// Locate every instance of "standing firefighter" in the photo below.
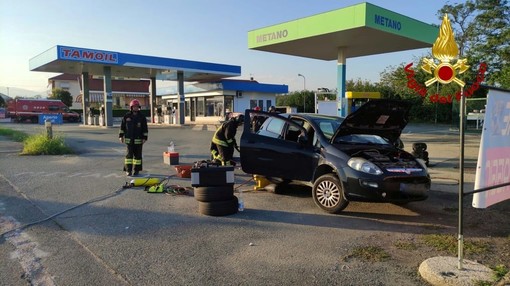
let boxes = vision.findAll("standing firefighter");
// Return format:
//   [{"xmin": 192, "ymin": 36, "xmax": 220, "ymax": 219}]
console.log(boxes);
[
  {"xmin": 119, "ymin": 99, "xmax": 148, "ymax": 176},
  {"xmin": 211, "ymin": 114, "xmax": 244, "ymax": 166}
]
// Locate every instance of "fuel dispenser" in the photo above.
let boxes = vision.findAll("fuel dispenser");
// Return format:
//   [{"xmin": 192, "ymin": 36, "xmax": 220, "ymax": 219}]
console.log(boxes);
[
  {"xmin": 87, "ymin": 107, "xmax": 95, "ymax": 125},
  {"xmin": 99, "ymin": 105, "xmax": 105, "ymax": 126},
  {"xmin": 346, "ymin": 92, "xmax": 381, "ymax": 115},
  {"xmin": 163, "ymin": 104, "xmax": 172, "ymax": 124},
  {"xmin": 155, "ymin": 106, "xmax": 162, "ymax": 123}
]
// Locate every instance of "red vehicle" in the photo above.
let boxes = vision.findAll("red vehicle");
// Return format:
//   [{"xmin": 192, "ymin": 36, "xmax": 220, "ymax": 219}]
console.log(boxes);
[{"xmin": 6, "ymin": 98, "xmax": 81, "ymax": 123}]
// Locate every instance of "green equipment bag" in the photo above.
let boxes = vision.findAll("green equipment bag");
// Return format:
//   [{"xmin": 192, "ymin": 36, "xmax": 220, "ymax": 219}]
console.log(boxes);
[{"xmin": 146, "ymin": 183, "xmax": 165, "ymax": 193}]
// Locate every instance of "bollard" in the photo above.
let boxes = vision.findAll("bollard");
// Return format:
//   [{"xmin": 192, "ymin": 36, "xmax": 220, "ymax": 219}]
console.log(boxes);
[{"xmin": 45, "ymin": 119, "xmax": 53, "ymax": 139}]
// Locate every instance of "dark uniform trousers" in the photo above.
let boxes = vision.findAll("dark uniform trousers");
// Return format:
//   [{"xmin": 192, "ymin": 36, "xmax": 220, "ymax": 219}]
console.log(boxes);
[{"xmin": 124, "ymin": 141, "xmax": 143, "ymax": 173}]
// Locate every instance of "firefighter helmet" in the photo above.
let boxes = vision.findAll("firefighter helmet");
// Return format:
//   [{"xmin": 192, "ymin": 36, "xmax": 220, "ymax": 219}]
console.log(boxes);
[
  {"xmin": 130, "ymin": 99, "xmax": 140, "ymax": 108},
  {"xmin": 254, "ymin": 106, "xmax": 261, "ymax": 111}
]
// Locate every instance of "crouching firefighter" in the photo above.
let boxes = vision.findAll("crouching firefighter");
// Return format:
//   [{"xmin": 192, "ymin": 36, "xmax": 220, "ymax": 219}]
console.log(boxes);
[
  {"xmin": 210, "ymin": 115, "xmax": 244, "ymax": 166},
  {"xmin": 119, "ymin": 99, "xmax": 148, "ymax": 176}
]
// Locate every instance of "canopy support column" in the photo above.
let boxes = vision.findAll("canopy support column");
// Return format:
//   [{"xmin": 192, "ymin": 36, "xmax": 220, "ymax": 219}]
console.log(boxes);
[
  {"xmin": 103, "ymin": 66, "xmax": 113, "ymax": 127},
  {"xmin": 81, "ymin": 72, "xmax": 90, "ymax": 125},
  {"xmin": 177, "ymin": 71, "xmax": 185, "ymax": 124},
  {"xmin": 150, "ymin": 77, "xmax": 157, "ymax": 123},
  {"xmin": 337, "ymin": 48, "xmax": 347, "ymax": 117}
]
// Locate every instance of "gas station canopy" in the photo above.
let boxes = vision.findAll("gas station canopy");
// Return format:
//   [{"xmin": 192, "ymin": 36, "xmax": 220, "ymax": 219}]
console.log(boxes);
[
  {"xmin": 248, "ymin": 2, "xmax": 438, "ymax": 117},
  {"xmin": 29, "ymin": 45, "xmax": 241, "ymax": 82},
  {"xmin": 29, "ymin": 45, "xmax": 242, "ymax": 126},
  {"xmin": 248, "ymin": 2, "xmax": 438, "ymax": 60}
]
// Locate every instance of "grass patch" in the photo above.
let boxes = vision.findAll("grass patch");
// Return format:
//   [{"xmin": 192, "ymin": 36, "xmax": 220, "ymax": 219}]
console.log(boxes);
[
  {"xmin": 394, "ymin": 240, "xmax": 418, "ymax": 251},
  {"xmin": 492, "ymin": 264, "xmax": 509, "ymax": 281},
  {"xmin": 0, "ymin": 126, "xmax": 73, "ymax": 155},
  {"xmin": 0, "ymin": 127, "xmax": 29, "ymax": 142},
  {"xmin": 421, "ymin": 234, "xmax": 491, "ymax": 255},
  {"xmin": 22, "ymin": 133, "xmax": 73, "ymax": 155},
  {"xmin": 475, "ymin": 265, "xmax": 509, "ymax": 286},
  {"xmin": 346, "ymin": 246, "xmax": 391, "ymax": 262}
]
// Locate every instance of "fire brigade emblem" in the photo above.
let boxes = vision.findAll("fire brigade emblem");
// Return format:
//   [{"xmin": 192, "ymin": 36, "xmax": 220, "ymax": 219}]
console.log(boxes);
[{"xmin": 421, "ymin": 14, "xmax": 469, "ymax": 87}]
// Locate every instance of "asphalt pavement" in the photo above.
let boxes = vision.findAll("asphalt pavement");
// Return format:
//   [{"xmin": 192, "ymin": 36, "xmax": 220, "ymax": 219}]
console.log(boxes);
[{"xmin": 0, "ymin": 121, "xmax": 504, "ymax": 286}]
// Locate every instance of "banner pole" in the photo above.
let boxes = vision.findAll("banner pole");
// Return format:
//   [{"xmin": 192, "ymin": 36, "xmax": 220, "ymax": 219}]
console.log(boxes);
[{"xmin": 458, "ymin": 86, "xmax": 465, "ymax": 270}]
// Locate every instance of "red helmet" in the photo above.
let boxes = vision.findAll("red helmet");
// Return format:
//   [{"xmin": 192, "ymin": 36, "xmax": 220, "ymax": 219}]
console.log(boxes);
[
  {"xmin": 130, "ymin": 99, "xmax": 140, "ymax": 108},
  {"xmin": 254, "ymin": 106, "xmax": 261, "ymax": 111}
]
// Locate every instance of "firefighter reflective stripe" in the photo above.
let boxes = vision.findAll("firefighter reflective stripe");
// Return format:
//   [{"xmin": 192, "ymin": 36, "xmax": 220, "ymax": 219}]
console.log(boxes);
[
  {"xmin": 211, "ymin": 149, "xmax": 221, "ymax": 161},
  {"xmin": 143, "ymin": 132, "xmax": 148, "ymax": 137},
  {"xmin": 125, "ymin": 158, "xmax": 133, "ymax": 164},
  {"xmin": 123, "ymin": 138, "xmax": 144, "ymax": 145},
  {"xmin": 212, "ymin": 137, "xmax": 229, "ymax": 147},
  {"xmin": 212, "ymin": 129, "xmax": 229, "ymax": 147},
  {"xmin": 133, "ymin": 158, "xmax": 142, "ymax": 166}
]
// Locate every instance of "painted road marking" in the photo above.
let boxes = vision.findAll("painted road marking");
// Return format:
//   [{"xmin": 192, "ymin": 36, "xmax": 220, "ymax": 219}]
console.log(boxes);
[{"xmin": 1, "ymin": 215, "xmax": 55, "ymax": 285}]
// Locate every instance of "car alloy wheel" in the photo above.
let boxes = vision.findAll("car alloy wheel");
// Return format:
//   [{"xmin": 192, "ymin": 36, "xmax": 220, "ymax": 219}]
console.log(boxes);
[{"xmin": 312, "ymin": 174, "xmax": 349, "ymax": 214}]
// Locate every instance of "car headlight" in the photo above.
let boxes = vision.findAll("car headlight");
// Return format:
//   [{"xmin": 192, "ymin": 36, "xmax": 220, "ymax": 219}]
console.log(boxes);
[{"xmin": 348, "ymin": 157, "xmax": 383, "ymax": 175}]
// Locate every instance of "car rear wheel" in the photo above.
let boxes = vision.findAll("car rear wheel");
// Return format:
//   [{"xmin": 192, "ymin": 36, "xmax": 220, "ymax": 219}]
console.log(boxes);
[{"xmin": 312, "ymin": 174, "xmax": 349, "ymax": 214}]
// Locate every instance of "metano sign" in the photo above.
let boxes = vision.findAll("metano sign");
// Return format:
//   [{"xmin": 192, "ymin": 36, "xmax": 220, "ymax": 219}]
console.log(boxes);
[{"xmin": 248, "ymin": 3, "xmax": 437, "ymax": 60}]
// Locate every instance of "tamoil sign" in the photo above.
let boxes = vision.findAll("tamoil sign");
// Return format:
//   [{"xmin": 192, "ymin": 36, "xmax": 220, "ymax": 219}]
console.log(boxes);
[
  {"xmin": 59, "ymin": 46, "xmax": 119, "ymax": 64},
  {"xmin": 405, "ymin": 14, "xmax": 486, "ymax": 103}
]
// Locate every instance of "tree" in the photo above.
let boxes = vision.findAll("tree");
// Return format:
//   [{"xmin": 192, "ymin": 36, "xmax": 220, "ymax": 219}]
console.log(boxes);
[
  {"xmin": 345, "ymin": 78, "xmax": 379, "ymax": 92},
  {"xmin": 0, "ymin": 96, "xmax": 5, "ymax": 108},
  {"xmin": 49, "ymin": 88, "xmax": 73, "ymax": 107}
]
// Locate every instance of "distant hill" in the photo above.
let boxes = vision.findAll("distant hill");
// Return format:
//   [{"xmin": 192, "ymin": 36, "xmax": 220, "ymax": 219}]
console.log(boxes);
[
  {"xmin": 0, "ymin": 93, "xmax": 11, "ymax": 101},
  {"xmin": 0, "ymin": 86, "xmax": 47, "ymax": 99}
]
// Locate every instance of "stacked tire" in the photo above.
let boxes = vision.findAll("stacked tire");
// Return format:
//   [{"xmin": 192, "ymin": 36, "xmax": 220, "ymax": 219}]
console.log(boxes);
[
  {"xmin": 412, "ymin": 142, "xmax": 429, "ymax": 166},
  {"xmin": 194, "ymin": 185, "xmax": 238, "ymax": 216}
]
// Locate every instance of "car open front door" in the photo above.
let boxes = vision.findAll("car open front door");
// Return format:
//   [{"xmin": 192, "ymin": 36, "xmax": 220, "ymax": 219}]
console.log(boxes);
[{"xmin": 240, "ymin": 110, "xmax": 316, "ymax": 181}]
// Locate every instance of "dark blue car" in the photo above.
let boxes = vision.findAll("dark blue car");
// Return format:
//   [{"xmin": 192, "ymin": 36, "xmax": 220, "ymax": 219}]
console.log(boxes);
[{"xmin": 240, "ymin": 99, "xmax": 430, "ymax": 214}]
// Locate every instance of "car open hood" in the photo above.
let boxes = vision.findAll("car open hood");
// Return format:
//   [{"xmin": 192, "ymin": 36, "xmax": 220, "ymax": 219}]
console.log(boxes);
[{"xmin": 332, "ymin": 99, "xmax": 411, "ymax": 144}]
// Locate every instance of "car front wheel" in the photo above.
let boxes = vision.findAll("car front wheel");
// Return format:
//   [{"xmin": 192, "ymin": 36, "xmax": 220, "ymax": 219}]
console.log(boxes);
[{"xmin": 312, "ymin": 174, "xmax": 349, "ymax": 214}]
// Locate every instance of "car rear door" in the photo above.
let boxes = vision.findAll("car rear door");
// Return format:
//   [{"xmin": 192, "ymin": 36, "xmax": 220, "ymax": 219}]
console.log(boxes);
[{"xmin": 240, "ymin": 110, "xmax": 316, "ymax": 181}]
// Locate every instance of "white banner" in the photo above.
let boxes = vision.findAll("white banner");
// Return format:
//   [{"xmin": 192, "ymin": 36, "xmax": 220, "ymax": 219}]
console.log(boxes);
[{"xmin": 472, "ymin": 89, "xmax": 510, "ymax": 208}]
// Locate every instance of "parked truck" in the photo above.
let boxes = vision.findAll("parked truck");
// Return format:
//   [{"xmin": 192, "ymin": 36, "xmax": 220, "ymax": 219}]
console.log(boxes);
[{"xmin": 6, "ymin": 98, "xmax": 81, "ymax": 123}]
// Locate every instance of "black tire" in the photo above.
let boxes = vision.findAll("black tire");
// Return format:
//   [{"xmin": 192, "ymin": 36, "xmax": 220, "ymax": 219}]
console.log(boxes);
[
  {"xmin": 198, "ymin": 196, "xmax": 238, "ymax": 216},
  {"xmin": 312, "ymin": 174, "xmax": 349, "ymax": 214},
  {"xmin": 194, "ymin": 185, "xmax": 234, "ymax": 202},
  {"xmin": 412, "ymin": 142, "xmax": 427, "ymax": 152},
  {"xmin": 272, "ymin": 180, "xmax": 291, "ymax": 194}
]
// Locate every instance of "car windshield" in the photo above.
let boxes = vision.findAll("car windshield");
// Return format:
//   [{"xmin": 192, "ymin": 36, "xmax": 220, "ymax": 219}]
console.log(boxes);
[
  {"xmin": 333, "ymin": 134, "xmax": 391, "ymax": 145},
  {"xmin": 310, "ymin": 117, "xmax": 343, "ymax": 140}
]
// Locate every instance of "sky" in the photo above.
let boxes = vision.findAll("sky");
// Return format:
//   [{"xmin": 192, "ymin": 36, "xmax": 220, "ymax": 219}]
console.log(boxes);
[{"xmin": 0, "ymin": 0, "xmax": 450, "ymax": 97}]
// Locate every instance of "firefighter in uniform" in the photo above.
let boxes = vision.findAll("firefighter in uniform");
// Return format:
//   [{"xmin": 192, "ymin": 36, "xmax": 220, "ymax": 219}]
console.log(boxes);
[
  {"xmin": 210, "ymin": 114, "xmax": 244, "ymax": 166},
  {"xmin": 119, "ymin": 99, "xmax": 148, "ymax": 176}
]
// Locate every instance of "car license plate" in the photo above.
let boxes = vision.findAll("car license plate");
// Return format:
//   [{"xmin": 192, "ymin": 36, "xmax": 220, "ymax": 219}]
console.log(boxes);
[{"xmin": 400, "ymin": 183, "xmax": 427, "ymax": 195}]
